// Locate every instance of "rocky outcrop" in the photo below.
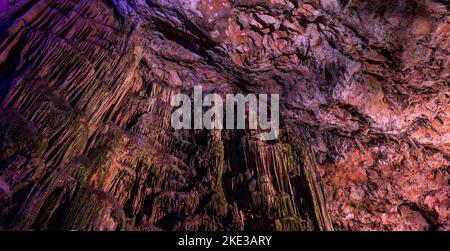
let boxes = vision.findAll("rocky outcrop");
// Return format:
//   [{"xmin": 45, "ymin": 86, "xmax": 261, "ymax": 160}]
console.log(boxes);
[{"xmin": 0, "ymin": 0, "xmax": 448, "ymax": 231}]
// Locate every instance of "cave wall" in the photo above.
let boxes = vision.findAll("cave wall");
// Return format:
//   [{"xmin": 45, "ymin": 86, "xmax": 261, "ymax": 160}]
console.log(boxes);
[{"xmin": 0, "ymin": 0, "xmax": 448, "ymax": 231}]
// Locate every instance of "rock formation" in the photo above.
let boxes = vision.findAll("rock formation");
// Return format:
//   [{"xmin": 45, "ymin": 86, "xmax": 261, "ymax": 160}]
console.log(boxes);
[{"xmin": 0, "ymin": 0, "xmax": 448, "ymax": 231}]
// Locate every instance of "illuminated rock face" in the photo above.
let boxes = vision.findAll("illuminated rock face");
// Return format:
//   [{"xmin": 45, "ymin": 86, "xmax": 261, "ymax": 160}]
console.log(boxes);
[{"xmin": 0, "ymin": 0, "xmax": 448, "ymax": 231}]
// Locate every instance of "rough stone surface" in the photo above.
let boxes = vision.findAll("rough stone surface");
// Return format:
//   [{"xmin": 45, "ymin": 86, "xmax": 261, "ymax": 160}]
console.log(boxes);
[{"xmin": 0, "ymin": 0, "xmax": 448, "ymax": 231}]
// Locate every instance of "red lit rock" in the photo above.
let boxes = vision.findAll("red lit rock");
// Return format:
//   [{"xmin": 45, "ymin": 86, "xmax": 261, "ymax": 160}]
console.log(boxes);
[{"xmin": 0, "ymin": 0, "xmax": 448, "ymax": 231}]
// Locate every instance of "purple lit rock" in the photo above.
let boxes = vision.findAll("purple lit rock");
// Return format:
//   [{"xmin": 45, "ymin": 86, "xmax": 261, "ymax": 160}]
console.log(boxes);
[{"xmin": 0, "ymin": 0, "xmax": 448, "ymax": 231}]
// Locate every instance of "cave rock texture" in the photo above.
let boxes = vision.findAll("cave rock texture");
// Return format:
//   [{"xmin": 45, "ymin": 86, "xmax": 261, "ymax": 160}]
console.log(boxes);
[{"xmin": 0, "ymin": 0, "xmax": 449, "ymax": 231}]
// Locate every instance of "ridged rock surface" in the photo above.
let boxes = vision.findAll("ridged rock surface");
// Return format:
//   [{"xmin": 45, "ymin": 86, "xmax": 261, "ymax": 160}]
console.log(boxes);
[{"xmin": 0, "ymin": 0, "xmax": 448, "ymax": 231}]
